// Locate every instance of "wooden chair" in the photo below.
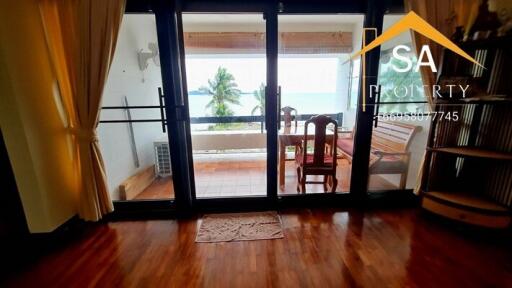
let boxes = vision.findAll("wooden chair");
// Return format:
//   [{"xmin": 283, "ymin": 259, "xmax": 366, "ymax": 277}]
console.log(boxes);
[
  {"xmin": 295, "ymin": 115, "xmax": 338, "ymax": 193},
  {"xmin": 336, "ymin": 121, "xmax": 420, "ymax": 190},
  {"xmin": 281, "ymin": 106, "xmax": 297, "ymax": 128},
  {"xmin": 281, "ymin": 106, "xmax": 299, "ymax": 161}
]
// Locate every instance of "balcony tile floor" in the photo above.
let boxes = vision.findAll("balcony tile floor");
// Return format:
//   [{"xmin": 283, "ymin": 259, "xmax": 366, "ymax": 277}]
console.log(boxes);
[{"xmin": 134, "ymin": 153, "xmax": 396, "ymax": 200}]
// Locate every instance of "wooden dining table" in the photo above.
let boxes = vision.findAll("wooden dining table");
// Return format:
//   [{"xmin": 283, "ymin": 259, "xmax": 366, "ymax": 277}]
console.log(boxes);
[{"xmin": 278, "ymin": 125, "xmax": 334, "ymax": 190}]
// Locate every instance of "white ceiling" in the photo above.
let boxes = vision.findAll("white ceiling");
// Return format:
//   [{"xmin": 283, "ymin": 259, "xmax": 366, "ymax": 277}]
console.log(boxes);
[{"xmin": 123, "ymin": 13, "xmax": 411, "ymax": 52}]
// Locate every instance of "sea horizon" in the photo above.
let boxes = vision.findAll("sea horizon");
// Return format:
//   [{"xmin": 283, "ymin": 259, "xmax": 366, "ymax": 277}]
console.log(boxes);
[{"xmin": 187, "ymin": 91, "xmax": 342, "ymax": 117}]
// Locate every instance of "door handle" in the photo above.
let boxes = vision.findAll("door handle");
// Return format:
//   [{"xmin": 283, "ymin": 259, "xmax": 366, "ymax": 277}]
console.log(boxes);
[
  {"xmin": 373, "ymin": 84, "xmax": 381, "ymax": 128},
  {"xmin": 158, "ymin": 87, "xmax": 166, "ymax": 133},
  {"xmin": 277, "ymin": 85, "xmax": 282, "ymax": 130}
]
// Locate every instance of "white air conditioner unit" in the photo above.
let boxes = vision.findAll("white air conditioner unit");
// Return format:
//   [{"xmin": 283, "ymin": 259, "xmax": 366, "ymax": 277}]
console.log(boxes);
[{"xmin": 154, "ymin": 141, "xmax": 172, "ymax": 177}]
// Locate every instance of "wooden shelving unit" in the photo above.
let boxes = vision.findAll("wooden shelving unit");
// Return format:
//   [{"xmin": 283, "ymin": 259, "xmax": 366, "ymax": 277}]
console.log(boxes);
[
  {"xmin": 420, "ymin": 38, "xmax": 512, "ymax": 228},
  {"xmin": 422, "ymin": 143, "xmax": 512, "ymax": 228},
  {"xmin": 429, "ymin": 147, "xmax": 512, "ymax": 161},
  {"xmin": 434, "ymin": 96, "xmax": 512, "ymax": 104},
  {"xmin": 424, "ymin": 191, "xmax": 508, "ymax": 212},
  {"xmin": 422, "ymin": 191, "xmax": 511, "ymax": 229}
]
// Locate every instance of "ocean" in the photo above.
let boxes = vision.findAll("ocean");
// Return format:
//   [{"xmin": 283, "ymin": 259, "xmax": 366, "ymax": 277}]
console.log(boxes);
[{"xmin": 187, "ymin": 92, "xmax": 342, "ymax": 117}]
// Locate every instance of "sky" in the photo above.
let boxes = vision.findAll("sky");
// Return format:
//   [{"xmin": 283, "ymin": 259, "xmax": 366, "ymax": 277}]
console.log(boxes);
[{"xmin": 185, "ymin": 56, "xmax": 342, "ymax": 94}]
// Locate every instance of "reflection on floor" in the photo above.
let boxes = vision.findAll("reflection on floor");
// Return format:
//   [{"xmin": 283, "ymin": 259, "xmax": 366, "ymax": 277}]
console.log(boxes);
[
  {"xmin": 134, "ymin": 177, "xmax": 174, "ymax": 200},
  {"xmin": 7, "ymin": 208, "xmax": 511, "ymax": 287},
  {"xmin": 134, "ymin": 153, "xmax": 397, "ymax": 200}
]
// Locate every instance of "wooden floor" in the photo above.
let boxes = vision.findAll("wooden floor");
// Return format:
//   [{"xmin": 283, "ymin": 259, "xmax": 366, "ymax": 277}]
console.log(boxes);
[
  {"xmin": 4, "ymin": 208, "xmax": 511, "ymax": 287},
  {"xmin": 135, "ymin": 154, "xmax": 396, "ymax": 200}
]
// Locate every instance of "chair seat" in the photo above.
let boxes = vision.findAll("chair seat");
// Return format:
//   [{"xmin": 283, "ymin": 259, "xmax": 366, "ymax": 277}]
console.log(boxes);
[
  {"xmin": 370, "ymin": 157, "xmax": 407, "ymax": 173},
  {"xmin": 296, "ymin": 153, "xmax": 334, "ymax": 166}
]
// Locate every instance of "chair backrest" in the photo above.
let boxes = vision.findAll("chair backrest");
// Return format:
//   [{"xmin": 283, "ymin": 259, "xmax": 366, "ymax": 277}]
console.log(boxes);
[
  {"xmin": 281, "ymin": 106, "xmax": 297, "ymax": 128},
  {"xmin": 303, "ymin": 115, "xmax": 338, "ymax": 167},
  {"xmin": 371, "ymin": 121, "xmax": 420, "ymax": 152}
]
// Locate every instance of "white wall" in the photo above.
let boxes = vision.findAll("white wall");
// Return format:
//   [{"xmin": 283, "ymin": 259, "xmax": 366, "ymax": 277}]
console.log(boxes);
[
  {"xmin": 98, "ymin": 15, "xmax": 167, "ymax": 200},
  {"xmin": 192, "ymin": 132, "xmax": 266, "ymax": 151},
  {"xmin": 403, "ymin": 119, "xmax": 430, "ymax": 188}
]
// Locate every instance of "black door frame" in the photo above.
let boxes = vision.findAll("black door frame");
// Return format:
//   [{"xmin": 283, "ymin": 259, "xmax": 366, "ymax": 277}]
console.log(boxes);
[
  {"xmin": 176, "ymin": 0, "xmax": 389, "ymax": 207},
  {"xmin": 153, "ymin": 0, "xmax": 195, "ymax": 213},
  {"xmin": 350, "ymin": 0, "xmax": 385, "ymax": 199},
  {"xmin": 176, "ymin": 1, "xmax": 280, "ymax": 211},
  {"xmin": 113, "ymin": 0, "xmax": 404, "ymax": 217}
]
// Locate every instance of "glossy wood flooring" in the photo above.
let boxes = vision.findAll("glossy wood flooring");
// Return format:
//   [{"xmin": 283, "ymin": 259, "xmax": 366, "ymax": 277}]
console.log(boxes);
[{"xmin": 4, "ymin": 208, "xmax": 512, "ymax": 288}]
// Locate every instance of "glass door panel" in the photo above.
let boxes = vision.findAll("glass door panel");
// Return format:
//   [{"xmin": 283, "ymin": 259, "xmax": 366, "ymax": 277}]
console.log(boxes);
[
  {"xmin": 277, "ymin": 14, "xmax": 364, "ymax": 195},
  {"xmin": 367, "ymin": 14, "xmax": 431, "ymax": 192},
  {"xmin": 98, "ymin": 14, "xmax": 174, "ymax": 201},
  {"xmin": 182, "ymin": 13, "xmax": 267, "ymax": 198}
]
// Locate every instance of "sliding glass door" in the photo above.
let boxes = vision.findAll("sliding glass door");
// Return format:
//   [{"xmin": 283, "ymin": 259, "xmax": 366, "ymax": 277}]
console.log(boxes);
[
  {"xmin": 107, "ymin": 0, "xmax": 404, "ymax": 214},
  {"xmin": 181, "ymin": 13, "xmax": 270, "ymax": 199},
  {"xmin": 365, "ymin": 14, "xmax": 431, "ymax": 193},
  {"xmin": 277, "ymin": 14, "xmax": 365, "ymax": 195},
  {"xmin": 177, "ymin": 8, "xmax": 389, "ymax": 203}
]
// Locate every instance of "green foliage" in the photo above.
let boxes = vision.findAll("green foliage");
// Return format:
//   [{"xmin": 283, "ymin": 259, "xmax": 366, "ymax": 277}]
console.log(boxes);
[
  {"xmin": 378, "ymin": 57, "xmax": 425, "ymax": 113},
  {"xmin": 207, "ymin": 122, "xmax": 262, "ymax": 131},
  {"xmin": 199, "ymin": 67, "xmax": 241, "ymax": 117},
  {"xmin": 251, "ymin": 83, "xmax": 265, "ymax": 116}
]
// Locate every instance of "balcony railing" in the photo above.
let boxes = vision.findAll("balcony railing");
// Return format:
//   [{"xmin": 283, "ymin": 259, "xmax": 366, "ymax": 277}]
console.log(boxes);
[{"xmin": 100, "ymin": 106, "xmax": 343, "ymax": 133}]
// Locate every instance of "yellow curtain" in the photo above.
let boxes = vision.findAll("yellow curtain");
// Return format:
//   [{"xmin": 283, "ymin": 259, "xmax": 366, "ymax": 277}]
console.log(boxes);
[
  {"xmin": 405, "ymin": 0, "xmax": 477, "ymax": 104},
  {"xmin": 404, "ymin": 0, "xmax": 479, "ymax": 194},
  {"xmin": 39, "ymin": 0, "xmax": 125, "ymax": 221}
]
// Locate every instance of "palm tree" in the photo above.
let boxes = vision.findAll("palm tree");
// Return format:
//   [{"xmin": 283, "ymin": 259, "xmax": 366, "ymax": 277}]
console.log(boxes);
[
  {"xmin": 251, "ymin": 83, "xmax": 265, "ymax": 116},
  {"xmin": 199, "ymin": 67, "xmax": 241, "ymax": 117}
]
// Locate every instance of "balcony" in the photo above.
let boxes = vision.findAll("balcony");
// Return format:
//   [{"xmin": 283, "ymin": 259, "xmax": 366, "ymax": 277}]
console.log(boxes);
[
  {"xmin": 98, "ymin": 13, "xmax": 429, "ymax": 202},
  {"xmin": 101, "ymin": 115, "xmax": 397, "ymax": 200}
]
